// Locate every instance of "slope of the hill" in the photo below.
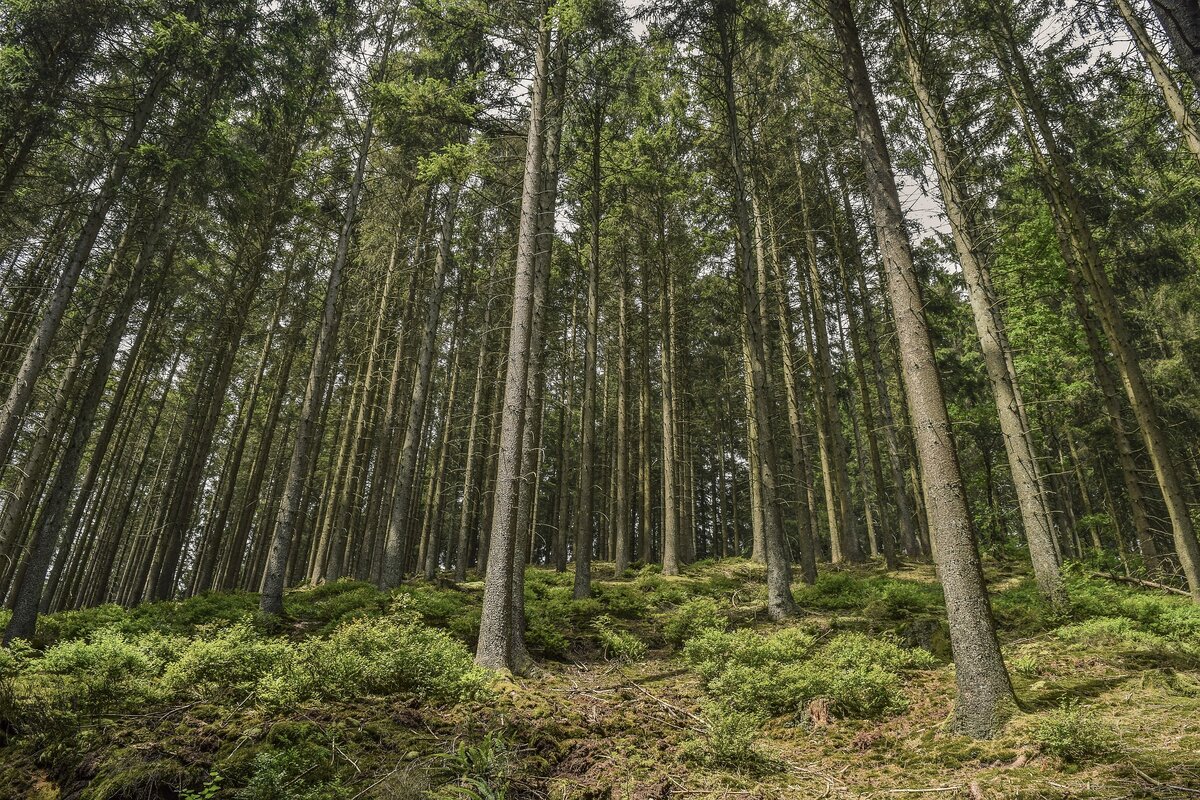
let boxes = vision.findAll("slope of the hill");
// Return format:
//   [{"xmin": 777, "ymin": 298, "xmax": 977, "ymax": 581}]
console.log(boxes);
[{"xmin": 1, "ymin": 559, "xmax": 1199, "ymax": 799}]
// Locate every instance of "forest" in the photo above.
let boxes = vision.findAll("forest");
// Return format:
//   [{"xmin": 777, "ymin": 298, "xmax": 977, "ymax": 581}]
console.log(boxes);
[{"xmin": 1, "ymin": 0, "xmax": 1200, "ymax": 795}]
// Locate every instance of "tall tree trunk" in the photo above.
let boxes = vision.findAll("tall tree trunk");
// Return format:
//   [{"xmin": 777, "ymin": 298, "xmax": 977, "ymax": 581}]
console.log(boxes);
[
  {"xmin": 658, "ymin": 205, "xmax": 680, "ymax": 577},
  {"xmin": 382, "ymin": 185, "xmax": 460, "ymax": 589},
  {"xmin": 831, "ymin": 0, "xmax": 1014, "ymax": 736},
  {"xmin": 638, "ymin": 255, "xmax": 654, "ymax": 565},
  {"xmin": 455, "ymin": 268, "xmax": 498, "ymax": 581},
  {"xmin": 614, "ymin": 245, "xmax": 631, "ymax": 576},
  {"xmin": 259, "ymin": 96, "xmax": 378, "ymax": 614},
  {"xmin": 894, "ymin": 0, "xmax": 1065, "ymax": 607},
  {"xmin": 765, "ymin": 214, "xmax": 817, "ymax": 582},
  {"xmin": 715, "ymin": 0, "xmax": 795, "ymax": 620},
  {"xmin": 574, "ymin": 108, "xmax": 603, "ymax": 600},
  {"xmin": 475, "ymin": 11, "xmax": 551, "ymax": 672},
  {"xmin": 798, "ymin": 175, "xmax": 860, "ymax": 563}
]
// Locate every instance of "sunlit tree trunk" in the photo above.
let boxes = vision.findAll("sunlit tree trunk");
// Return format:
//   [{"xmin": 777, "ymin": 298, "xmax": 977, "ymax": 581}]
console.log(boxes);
[
  {"xmin": 894, "ymin": 0, "xmax": 1064, "ymax": 607},
  {"xmin": 476, "ymin": 9, "xmax": 552, "ymax": 672},
  {"xmin": 831, "ymin": 0, "xmax": 1014, "ymax": 736}
]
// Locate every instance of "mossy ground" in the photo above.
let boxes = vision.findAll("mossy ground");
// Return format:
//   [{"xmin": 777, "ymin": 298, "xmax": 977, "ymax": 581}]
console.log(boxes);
[{"xmin": 1, "ymin": 558, "xmax": 1198, "ymax": 799}]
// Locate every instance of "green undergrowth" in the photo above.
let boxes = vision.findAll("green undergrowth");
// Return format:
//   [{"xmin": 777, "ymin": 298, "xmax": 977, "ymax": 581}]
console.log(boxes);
[{"xmin": 1, "ymin": 558, "xmax": 1199, "ymax": 798}]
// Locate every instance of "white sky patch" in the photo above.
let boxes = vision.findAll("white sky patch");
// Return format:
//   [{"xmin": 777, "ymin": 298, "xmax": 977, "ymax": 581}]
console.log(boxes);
[{"xmin": 897, "ymin": 164, "xmax": 951, "ymax": 239}]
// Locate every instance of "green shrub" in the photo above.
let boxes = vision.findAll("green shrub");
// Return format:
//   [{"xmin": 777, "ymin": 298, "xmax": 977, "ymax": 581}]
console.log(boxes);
[
  {"xmin": 682, "ymin": 627, "xmax": 816, "ymax": 682},
  {"xmin": 129, "ymin": 592, "xmax": 261, "ymax": 637},
  {"xmin": 396, "ymin": 584, "xmax": 476, "ymax": 630},
  {"xmin": 663, "ymin": 598, "xmax": 727, "ymax": 646},
  {"xmin": 0, "ymin": 637, "xmax": 33, "ymax": 680},
  {"xmin": 1056, "ymin": 616, "xmax": 1145, "ymax": 647},
  {"xmin": 36, "ymin": 604, "xmax": 129, "ymax": 643},
  {"xmin": 681, "ymin": 702, "xmax": 773, "ymax": 773},
  {"xmin": 631, "ymin": 570, "xmax": 689, "ymax": 605},
  {"xmin": 433, "ymin": 732, "xmax": 512, "ymax": 799},
  {"xmin": 523, "ymin": 607, "xmax": 570, "ymax": 658},
  {"xmin": 592, "ymin": 615, "xmax": 647, "ymax": 662},
  {"xmin": 594, "ymin": 583, "xmax": 650, "ymax": 618},
  {"xmin": 306, "ymin": 612, "xmax": 488, "ymax": 702},
  {"xmin": 164, "ymin": 623, "xmax": 292, "ymax": 699},
  {"xmin": 684, "ymin": 628, "xmax": 931, "ymax": 720},
  {"xmin": 1054, "ymin": 615, "xmax": 1195, "ymax": 664},
  {"xmin": 863, "ymin": 581, "xmax": 941, "ymax": 619},
  {"xmin": 1010, "ymin": 653, "xmax": 1042, "ymax": 677},
  {"xmin": 818, "ymin": 632, "xmax": 937, "ymax": 671},
  {"xmin": 286, "ymin": 580, "xmax": 385, "ymax": 631},
  {"xmin": 791, "ymin": 573, "xmax": 942, "ymax": 619},
  {"xmin": 39, "ymin": 629, "xmax": 167, "ymax": 709},
  {"xmin": 1063, "ymin": 572, "xmax": 1200, "ymax": 642},
  {"xmin": 793, "ymin": 572, "xmax": 872, "ymax": 611},
  {"xmin": 991, "ymin": 579, "xmax": 1058, "ymax": 634},
  {"xmin": 1033, "ymin": 700, "xmax": 1120, "ymax": 763}
]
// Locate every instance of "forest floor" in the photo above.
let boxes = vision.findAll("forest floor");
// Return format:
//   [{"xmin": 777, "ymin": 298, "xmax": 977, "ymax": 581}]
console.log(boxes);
[{"xmin": 2, "ymin": 557, "xmax": 1199, "ymax": 799}]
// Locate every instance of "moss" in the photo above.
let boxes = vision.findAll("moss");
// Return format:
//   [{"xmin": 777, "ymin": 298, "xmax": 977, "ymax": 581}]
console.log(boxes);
[{"xmin": 80, "ymin": 748, "xmax": 194, "ymax": 800}]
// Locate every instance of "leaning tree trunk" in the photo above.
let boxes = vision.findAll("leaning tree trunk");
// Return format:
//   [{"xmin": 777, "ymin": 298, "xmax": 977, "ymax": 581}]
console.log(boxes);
[
  {"xmin": 2, "ymin": 207, "xmax": 170, "ymax": 642},
  {"xmin": 1114, "ymin": 0, "xmax": 1200, "ymax": 166},
  {"xmin": 893, "ymin": 0, "xmax": 1065, "ymax": 608},
  {"xmin": 993, "ymin": 1, "xmax": 1200, "ymax": 600},
  {"xmin": 0, "ymin": 55, "xmax": 176, "ymax": 469},
  {"xmin": 259, "ymin": 97, "xmax": 378, "ymax": 615},
  {"xmin": 831, "ymin": 0, "xmax": 1015, "ymax": 737}
]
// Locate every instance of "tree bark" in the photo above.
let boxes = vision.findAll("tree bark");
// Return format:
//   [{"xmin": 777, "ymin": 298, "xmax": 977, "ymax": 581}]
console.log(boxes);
[
  {"xmin": 831, "ymin": 0, "xmax": 1015, "ymax": 736},
  {"xmin": 476, "ymin": 10, "xmax": 551, "ymax": 672},
  {"xmin": 893, "ymin": 0, "xmax": 1065, "ymax": 607}
]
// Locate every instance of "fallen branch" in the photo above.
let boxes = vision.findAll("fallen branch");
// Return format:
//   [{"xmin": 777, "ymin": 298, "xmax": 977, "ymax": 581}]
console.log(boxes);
[
  {"xmin": 1132, "ymin": 765, "xmax": 1200, "ymax": 796},
  {"xmin": 627, "ymin": 683, "xmax": 704, "ymax": 724},
  {"xmin": 1092, "ymin": 572, "xmax": 1189, "ymax": 597},
  {"xmin": 882, "ymin": 787, "xmax": 961, "ymax": 794}
]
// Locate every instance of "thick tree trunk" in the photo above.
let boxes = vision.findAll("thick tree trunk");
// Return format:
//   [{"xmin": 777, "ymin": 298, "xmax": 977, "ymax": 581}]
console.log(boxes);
[
  {"xmin": 1149, "ymin": 0, "xmax": 1200, "ymax": 90},
  {"xmin": 476, "ymin": 12, "xmax": 551, "ymax": 672},
  {"xmin": 831, "ymin": 0, "xmax": 1014, "ymax": 737}
]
